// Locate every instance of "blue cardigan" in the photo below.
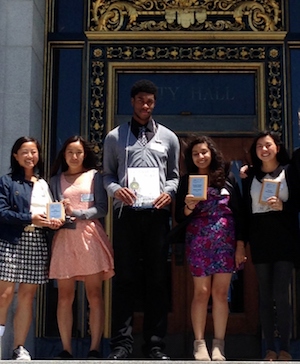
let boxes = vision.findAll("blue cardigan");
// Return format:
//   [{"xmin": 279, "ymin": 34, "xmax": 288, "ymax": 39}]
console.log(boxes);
[
  {"xmin": 0, "ymin": 173, "xmax": 33, "ymax": 244},
  {"xmin": 49, "ymin": 170, "xmax": 108, "ymax": 220}
]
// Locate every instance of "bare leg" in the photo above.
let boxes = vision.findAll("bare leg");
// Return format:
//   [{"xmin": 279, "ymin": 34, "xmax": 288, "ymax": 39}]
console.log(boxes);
[
  {"xmin": 13, "ymin": 283, "xmax": 38, "ymax": 347},
  {"xmin": 211, "ymin": 273, "xmax": 232, "ymax": 340},
  {"xmin": 85, "ymin": 272, "xmax": 104, "ymax": 352},
  {"xmin": 191, "ymin": 276, "xmax": 211, "ymax": 340},
  {"xmin": 211, "ymin": 273, "xmax": 232, "ymax": 361},
  {"xmin": 57, "ymin": 279, "xmax": 75, "ymax": 354},
  {"xmin": 192, "ymin": 276, "xmax": 212, "ymax": 361},
  {"xmin": 0, "ymin": 281, "xmax": 15, "ymax": 326}
]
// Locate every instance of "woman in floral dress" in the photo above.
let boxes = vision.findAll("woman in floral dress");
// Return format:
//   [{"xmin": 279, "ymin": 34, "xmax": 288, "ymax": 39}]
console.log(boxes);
[{"xmin": 175, "ymin": 136, "xmax": 246, "ymax": 361}]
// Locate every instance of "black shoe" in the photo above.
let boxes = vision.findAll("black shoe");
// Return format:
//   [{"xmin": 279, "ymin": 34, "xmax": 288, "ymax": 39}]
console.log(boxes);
[
  {"xmin": 87, "ymin": 349, "xmax": 101, "ymax": 359},
  {"xmin": 54, "ymin": 350, "xmax": 73, "ymax": 359},
  {"xmin": 107, "ymin": 347, "xmax": 129, "ymax": 359},
  {"xmin": 148, "ymin": 347, "xmax": 170, "ymax": 360}
]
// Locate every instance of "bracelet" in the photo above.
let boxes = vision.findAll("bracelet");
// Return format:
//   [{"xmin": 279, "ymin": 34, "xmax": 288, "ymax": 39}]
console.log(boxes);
[{"xmin": 186, "ymin": 205, "xmax": 194, "ymax": 211}]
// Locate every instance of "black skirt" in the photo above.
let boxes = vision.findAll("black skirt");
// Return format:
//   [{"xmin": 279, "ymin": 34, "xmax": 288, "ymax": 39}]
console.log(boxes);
[
  {"xmin": 0, "ymin": 229, "xmax": 48, "ymax": 284},
  {"xmin": 249, "ymin": 211, "xmax": 299, "ymax": 265}
]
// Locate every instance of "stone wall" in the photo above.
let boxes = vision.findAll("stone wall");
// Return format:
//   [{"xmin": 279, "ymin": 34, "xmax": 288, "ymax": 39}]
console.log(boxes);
[
  {"xmin": 0, "ymin": 0, "xmax": 45, "ymax": 176},
  {"xmin": 0, "ymin": 0, "xmax": 45, "ymax": 359}
]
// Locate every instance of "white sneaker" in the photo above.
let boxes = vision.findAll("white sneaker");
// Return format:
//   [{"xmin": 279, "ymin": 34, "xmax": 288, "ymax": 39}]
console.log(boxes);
[{"xmin": 12, "ymin": 346, "xmax": 31, "ymax": 360}]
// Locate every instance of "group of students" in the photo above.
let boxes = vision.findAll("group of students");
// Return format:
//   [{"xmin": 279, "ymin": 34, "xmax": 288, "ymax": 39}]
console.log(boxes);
[{"xmin": 0, "ymin": 79, "xmax": 299, "ymax": 361}]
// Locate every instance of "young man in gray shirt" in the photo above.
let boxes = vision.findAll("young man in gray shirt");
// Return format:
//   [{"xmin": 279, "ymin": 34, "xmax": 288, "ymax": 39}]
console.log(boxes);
[{"xmin": 103, "ymin": 79, "xmax": 180, "ymax": 359}]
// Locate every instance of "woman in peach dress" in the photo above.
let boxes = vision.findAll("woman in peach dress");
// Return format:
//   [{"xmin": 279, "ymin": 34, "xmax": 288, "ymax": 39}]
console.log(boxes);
[{"xmin": 49, "ymin": 136, "xmax": 114, "ymax": 359}]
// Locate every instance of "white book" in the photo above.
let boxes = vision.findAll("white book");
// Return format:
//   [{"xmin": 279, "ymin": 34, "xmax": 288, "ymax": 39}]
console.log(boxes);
[{"xmin": 128, "ymin": 167, "xmax": 160, "ymax": 208}]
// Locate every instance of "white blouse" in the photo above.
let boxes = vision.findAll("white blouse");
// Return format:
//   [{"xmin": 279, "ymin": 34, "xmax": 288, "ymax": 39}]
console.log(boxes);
[
  {"xmin": 250, "ymin": 169, "xmax": 288, "ymax": 214},
  {"xmin": 30, "ymin": 179, "xmax": 53, "ymax": 216}
]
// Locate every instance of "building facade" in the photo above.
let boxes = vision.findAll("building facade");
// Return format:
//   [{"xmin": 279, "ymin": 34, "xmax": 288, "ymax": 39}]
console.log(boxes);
[{"xmin": 0, "ymin": 0, "xmax": 300, "ymax": 359}]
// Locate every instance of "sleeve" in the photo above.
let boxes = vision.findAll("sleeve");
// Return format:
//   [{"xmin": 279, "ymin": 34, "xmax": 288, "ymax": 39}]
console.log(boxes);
[
  {"xmin": 174, "ymin": 175, "xmax": 189, "ymax": 223},
  {"xmin": 164, "ymin": 134, "xmax": 180, "ymax": 198},
  {"xmin": 103, "ymin": 132, "xmax": 123, "ymax": 197},
  {"xmin": 0, "ymin": 175, "xmax": 32, "ymax": 225},
  {"xmin": 291, "ymin": 148, "xmax": 300, "ymax": 182},
  {"xmin": 241, "ymin": 172, "xmax": 253, "ymax": 243},
  {"xmin": 49, "ymin": 175, "xmax": 63, "ymax": 201},
  {"xmin": 282, "ymin": 164, "xmax": 300, "ymax": 213},
  {"xmin": 227, "ymin": 172, "xmax": 246, "ymax": 243},
  {"xmin": 71, "ymin": 171, "xmax": 108, "ymax": 220}
]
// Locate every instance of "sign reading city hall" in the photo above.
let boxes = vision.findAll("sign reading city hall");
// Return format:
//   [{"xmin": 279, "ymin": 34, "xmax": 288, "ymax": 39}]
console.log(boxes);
[{"xmin": 115, "ymin": 72, "xmax": 257, "ymax": 134}]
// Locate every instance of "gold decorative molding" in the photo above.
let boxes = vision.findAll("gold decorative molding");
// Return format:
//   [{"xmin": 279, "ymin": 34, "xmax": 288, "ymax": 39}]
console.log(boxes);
[
  {"xmin": 90, "ymin": 59, "xmax": 105, "ymax": 167},
  {"xmin": 104, "ymin": 44, "xmax": 266, "ymax": 61},
  {"xmin": 267, "ymin": 47, "xmax": 282, "ymax": 132},
  {"xmin": 85, "ymin": 30, "xmax": 287, "ymax": 42},
  {"xmin": 89, "ymin": 0, "xmax": 283, "ymax": 32},
  {"xmin": 288, "ymin": 41, "xmax": 300, "ymax": 49}
]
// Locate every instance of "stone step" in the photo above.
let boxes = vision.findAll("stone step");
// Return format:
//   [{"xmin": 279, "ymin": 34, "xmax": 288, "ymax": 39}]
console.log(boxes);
[
  {"xmin": 4, "ymin": 335, "xmax": 300, "ymax": 361},
  {"xmin": 0, "ymin": 361, "xmax": 297, "ymax": 363}
]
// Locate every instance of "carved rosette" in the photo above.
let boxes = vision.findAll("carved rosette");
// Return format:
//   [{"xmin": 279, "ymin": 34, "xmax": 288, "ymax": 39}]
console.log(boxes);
[{"xmin": 90, "ymin": 0, "xmax": 282, "ymax": 32}]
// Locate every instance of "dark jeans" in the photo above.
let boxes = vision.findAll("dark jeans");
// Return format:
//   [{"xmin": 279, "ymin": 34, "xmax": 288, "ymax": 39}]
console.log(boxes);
[
  {"xmin": 255, "ymin": 261, "xmax": 293, "ymax": 352},
  {"xmin": 110, "ymin": 207, "xmax": 170, "ymax": 353}
]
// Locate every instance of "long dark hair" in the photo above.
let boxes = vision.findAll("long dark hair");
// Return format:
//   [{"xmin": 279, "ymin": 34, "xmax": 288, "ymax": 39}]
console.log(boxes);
[
  {"xmin": 184, "ymin": 135, "xmax": 225, "ymax": 189},
  {"xmin": 249, "ymin": 130, "xmax": 290, "ymax": 173},
  {"xmin": 10, "ymin": 136, "xmax": 44, "ymax": 177},
  {"xmin": 51, "ymin": 136, "xmax": 98, "ymax": 176}
]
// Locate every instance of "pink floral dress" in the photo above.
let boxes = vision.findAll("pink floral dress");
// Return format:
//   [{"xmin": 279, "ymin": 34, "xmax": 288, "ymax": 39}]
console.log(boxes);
[{"xmin": 49, "ymin": 170, "xmax": 114, "ymax": 281}]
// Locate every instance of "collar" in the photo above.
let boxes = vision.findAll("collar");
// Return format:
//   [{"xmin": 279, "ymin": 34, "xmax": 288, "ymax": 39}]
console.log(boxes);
[
  {"xmin": 11, "ymin": 168, "xmax": 40, "ymax": 183},
  {"xmin": 130, "ymin": 118, "xmax": 156, "ymax": 139},
  {"xmin": 131, "ymin": 117, "xmax": 154, "ymax": 132},
  {"xmin": 256, "ymin": 164, "xmax": 284, "ymax": 182}
]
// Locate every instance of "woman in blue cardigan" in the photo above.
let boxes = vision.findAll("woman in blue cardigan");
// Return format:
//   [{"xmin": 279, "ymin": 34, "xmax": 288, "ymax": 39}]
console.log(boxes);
[{"xmin": 0, "ymin": 136, "xmax": 62, "ymax": 360}]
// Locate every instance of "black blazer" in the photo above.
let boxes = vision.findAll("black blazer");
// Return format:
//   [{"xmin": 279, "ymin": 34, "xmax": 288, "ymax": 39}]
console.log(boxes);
[
  {"xmin": 242, "ymin": 164, "xmax": 300, "ymax": 264},
  {"xmin": 242, "ymin": 164, "xmax": 300, "ymax": 239}
]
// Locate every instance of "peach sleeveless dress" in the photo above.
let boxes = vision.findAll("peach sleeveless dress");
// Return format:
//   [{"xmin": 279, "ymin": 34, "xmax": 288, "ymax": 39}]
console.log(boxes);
[{"xmin": 49, "ymin": 170, "xmax": 114, "ymax": 281}]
